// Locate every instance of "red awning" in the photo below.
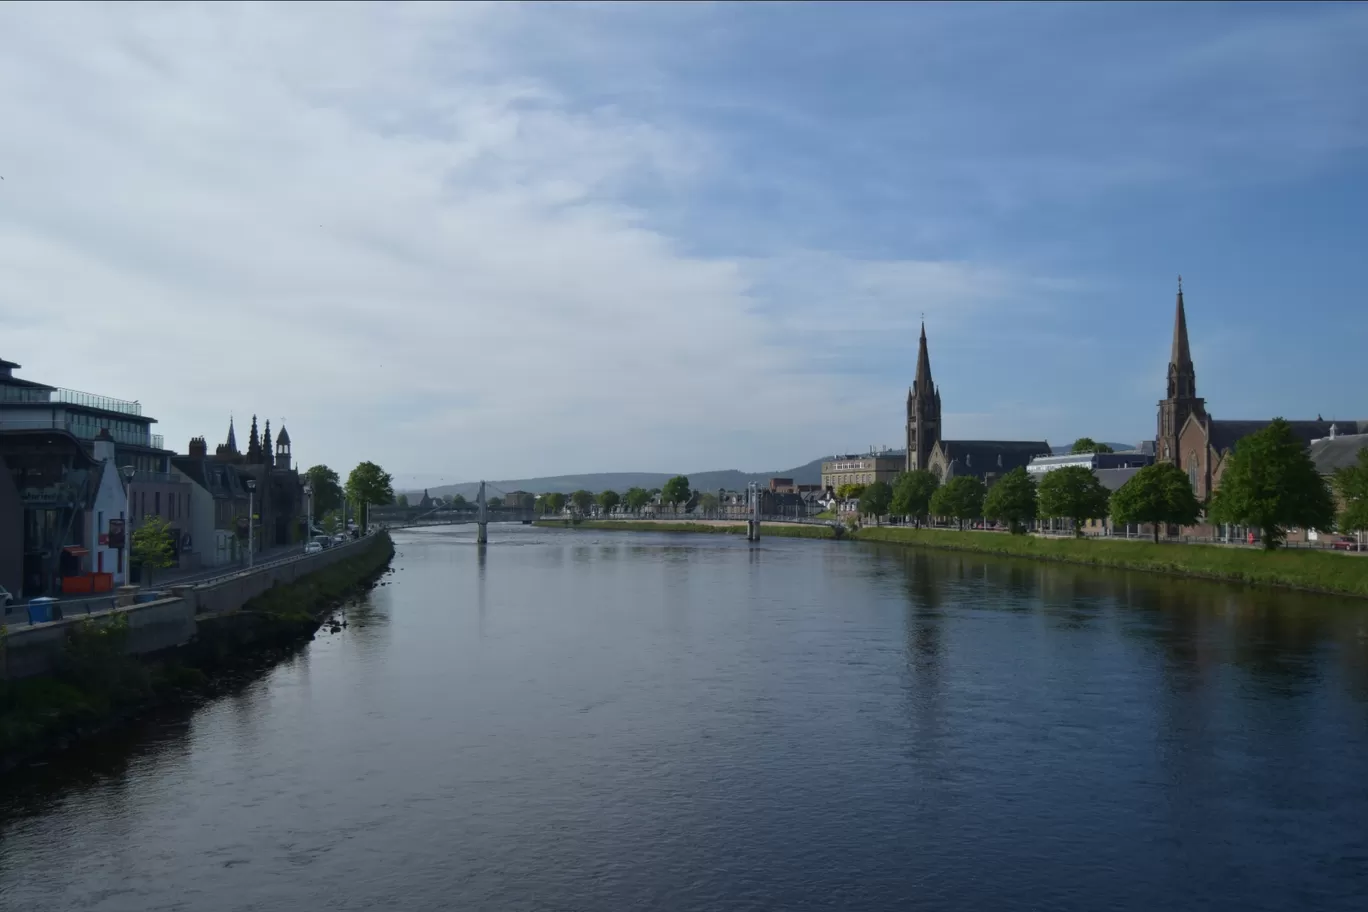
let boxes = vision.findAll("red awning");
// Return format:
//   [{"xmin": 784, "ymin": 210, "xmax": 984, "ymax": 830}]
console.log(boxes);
[{"xmin": 63, "ymin": 546, "xmax": 90, "ymax": 556}]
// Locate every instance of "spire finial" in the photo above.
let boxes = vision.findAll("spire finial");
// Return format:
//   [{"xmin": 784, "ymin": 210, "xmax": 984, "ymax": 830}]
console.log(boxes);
[{"xmin": 1178, "ymin": 274, "xmax": 1182, "ymax": 293}]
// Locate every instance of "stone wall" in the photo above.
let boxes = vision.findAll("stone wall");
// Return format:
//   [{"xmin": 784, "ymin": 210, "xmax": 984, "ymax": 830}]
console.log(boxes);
[{"xmin": 2, "ymin": 534, "xmax": 389, "ymax": 680}]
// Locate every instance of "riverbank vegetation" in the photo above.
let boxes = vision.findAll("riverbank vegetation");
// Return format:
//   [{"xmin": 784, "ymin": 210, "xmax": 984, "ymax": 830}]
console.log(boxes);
[
  {"xmin": 0, "ymin": 533, "xmax": 395, "ymax": 770},
  {"xmin": 852, "ymin": 527, "xmax": 1368, "ymax": 597}
]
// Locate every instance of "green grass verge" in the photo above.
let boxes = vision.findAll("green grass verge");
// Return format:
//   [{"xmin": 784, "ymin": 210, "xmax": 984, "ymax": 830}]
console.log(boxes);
[
  {"xmin": 852, "ymin": 527, "xmax": 1368, "ymax": 598},
  {"xmin": 533, "ymin": 519, "xmax": 839, "ymax": 539}
]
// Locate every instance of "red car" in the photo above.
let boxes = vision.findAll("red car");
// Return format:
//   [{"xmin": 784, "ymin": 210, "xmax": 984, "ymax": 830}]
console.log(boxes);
[{"xmin": 1330, "ymin": 537, "xmax": 1363, "ymax": 552}]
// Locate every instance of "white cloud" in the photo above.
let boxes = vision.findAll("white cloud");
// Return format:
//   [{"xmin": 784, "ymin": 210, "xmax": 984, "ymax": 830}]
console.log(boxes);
[{"xmin": 0, "ymin": 2, "xmax": 1056, "ymax": 481}]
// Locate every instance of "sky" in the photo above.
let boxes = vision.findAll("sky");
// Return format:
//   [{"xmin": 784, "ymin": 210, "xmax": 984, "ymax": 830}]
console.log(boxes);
[{"xmin": 1, "ymin": 1, "xmax": 1365, "ymax": 489}]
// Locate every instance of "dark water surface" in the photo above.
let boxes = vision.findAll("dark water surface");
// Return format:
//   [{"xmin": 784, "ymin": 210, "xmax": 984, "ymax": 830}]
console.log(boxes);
[{"xmin": 4, "ymin": 526, "xmax": 1368, "ymax": 911}]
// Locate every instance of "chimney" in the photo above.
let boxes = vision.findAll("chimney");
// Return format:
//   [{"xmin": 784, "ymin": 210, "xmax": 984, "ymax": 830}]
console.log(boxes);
[
  {"xmin": 189, "ymin": 436, "xmax": 207, "ymax": 458},
  {"xmin": 93, "ymin": 427, "xmax": 116, "ymax": 464}
]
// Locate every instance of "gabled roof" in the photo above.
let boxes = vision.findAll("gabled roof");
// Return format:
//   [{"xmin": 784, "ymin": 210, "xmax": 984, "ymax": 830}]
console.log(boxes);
[
  {"xmin": 1308, "ymin": 433, "xmax": 1368, "ymax": 475},
  {"xmin": 1094, "ymin": 467, "xmax": 1143, "ymax": 493},
  {"xmin": 1206, "ymin": 419, "xmax": 1368, "ymax": 455},
  {"xmin": 937, "ymin": 440, "xmax": 1053, "ymax": 479}
]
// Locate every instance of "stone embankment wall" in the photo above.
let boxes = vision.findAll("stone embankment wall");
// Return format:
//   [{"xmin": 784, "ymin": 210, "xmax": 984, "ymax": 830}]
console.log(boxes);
[{"xmin": 2, "ymin": 534, "xmax": 391, "ymax": 680}]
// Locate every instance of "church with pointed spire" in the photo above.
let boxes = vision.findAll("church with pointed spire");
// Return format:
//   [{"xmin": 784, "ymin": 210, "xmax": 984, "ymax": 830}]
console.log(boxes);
[
  {"xmin": 1158, "ymin": 277, "xmax": 1366, "ymax": 503},
  {"xmin": 902, "ymin": 322, "xmax": 1051, "ymax": 486}
]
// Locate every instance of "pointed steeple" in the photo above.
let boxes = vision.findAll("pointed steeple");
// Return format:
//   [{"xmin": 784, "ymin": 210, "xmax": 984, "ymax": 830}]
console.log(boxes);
[
  {"xmin": 225, "ymin": 415, "xmax": 238, "ymax": 453},
  {"xmin": 247, "ymin": 414, "xmax": 262, "ymax": 463},
  {"xmin": 262, "ymin": 420, "xmax": 274, "ymax": 468},
  {"xmin": 913, "ymin": 321, "xmax": 934, "ymax": 396},
  {"xmin": 1170, "ymin": 275, "xmax": 1193, "ymax": 370}
]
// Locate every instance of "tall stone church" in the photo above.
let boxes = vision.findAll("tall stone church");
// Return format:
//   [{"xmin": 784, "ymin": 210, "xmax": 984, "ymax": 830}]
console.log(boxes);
[
  {"xmin": 1157, "ymin": 279, "xmax": 1366, "ymax": 500},
  {"xmin": 905, "ymin": 323, "xmax": 1049, "ymax": 484}
]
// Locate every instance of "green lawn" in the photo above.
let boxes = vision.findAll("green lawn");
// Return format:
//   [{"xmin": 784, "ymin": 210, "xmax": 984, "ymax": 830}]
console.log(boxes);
[{"xmin": 853, "ymin": 527, "xmax": 1368, "ymax": 598}]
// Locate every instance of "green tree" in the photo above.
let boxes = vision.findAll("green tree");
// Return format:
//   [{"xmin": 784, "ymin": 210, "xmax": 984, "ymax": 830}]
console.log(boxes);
[
  {"xmin": 1037, "ymin": 465, "xmax": 1112, "ymax": 537},
  {"xmin": 597, "ymin": 489, "xmax": 621, "ymax": 515},
  {"xmin": 131, "ymin": 514, "xmax": 176, "ymax": 587},
  {"xmin": 1209, "ymin": 418, "xmax": 1336, "ymax": 550},
  {"xmin": 836, "ymin": 483, "xmax": 867, "ymax": 501},
  {"xmin": 890, "ymin": 470, "xmax": 939, "ymax": 526},
  {"xmin": 1070, "ymin": 438, "xmax": 1114, "ymax": 454},
  {"xmin": 396, "ymin": 493, "xmax": 410, "ymax": 508},
  {"xmin": 321, "ymin": 512, "xmax": 340, "ymax": 535},
  {"xmin": 983, "ymin": 467, "xmax": 1037, "ymax": 534},
  {"xmin": 858, "ymin": 480, "xmax": 893, "ymax": 524},
  {"xmin": 570, "ymin": 489, "xmax": 594, "ymax": 515},
  {"xmin": 1109, "ymin": 462, "xmax": 1202, "ymax": 543},
  {"xmin": 542, "ymin": 492, "xmax": 567, "ymax": 515},
  {"xmin": 1334, "ymin": 447, "xmax": 1368, "ymax": 534},
  {"xmin": 697, "ymin": 492, "xmax": 719, "ymax": 516},
  {"xmin": 487, "ymin": 496, "xmax": 503, "ymax": 509},
  {"xmin": 625, "ymin": 487, "xmax": 651, "ymax": 513},
  {"xmin": 450, "ymin": 493, "xmax": 467, "ymax": 508},
  {"xmin": 345, "ymin": 461, "xmax": 395, "ymax": 532},
  {"xmin": 662, "ymin": 476, "xmax": 691, "ymax": 510},
  {"xmin": 929, "ymin": 475, "xmax": 986, "ymax": 531},
  {"xmin": 304, "ymin": 465, "xmax": 343, "ymax": 516}
]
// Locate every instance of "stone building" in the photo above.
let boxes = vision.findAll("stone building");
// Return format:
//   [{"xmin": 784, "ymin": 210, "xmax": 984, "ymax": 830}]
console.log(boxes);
[
  {"xmin": 821, "ymin": 452, "xmax": 905, "ymax": 490},
  {"xmin": 1157, "ymin": 280, "xmax": 1367, "ymax": 502},
  {"xmin": 902, "ymin": 325, "xmax": 1050, "ymax": 486}
]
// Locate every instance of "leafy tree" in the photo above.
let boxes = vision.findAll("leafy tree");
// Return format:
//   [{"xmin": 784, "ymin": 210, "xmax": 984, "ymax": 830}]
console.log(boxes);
[
  {"xmin": 396, "ymin": 493, "xmax": 410, "ymax": 508},
  {"xmin": 1070, "ymin": 438, "xmax": 1114, "ymax": 454},
  {"xmin": 1209, "ymin": 418, "xmax": 1336, "ymax": 550},
  {"xmin": 983, "ymin": 467, "xmax": 1037, "ymax": 534},
  {"xmin": 571, "ymin": 489, "xmax": 594, "ymax": 514},
  {"xmin": 487, "ymin": 496, "xmax": 504, "ymax": 509},
  {"xmin": 625, "ymin": 487, "xmax": 651, "ymax": 513},
  {"xmin": 890, "ymin": 470, "xmax": 939, "ymax": 526},
  {"xmin": 450, "ymin": 493, "xmax": 467, "ymax": 508},
  {"xmin": 1037, "ymin": 466, "xmax": 1111, "ymax": 537},
  {"xmin": 597, "ymin": 489, "xmax": 621, "ymax": 515},
  {"xmin": 929, "ymin": 475, "xmax": 985, "ymax": 531},
  {"xmin": 542, "ymin": 492, "xmax": 567, "ymax": 515},
  {"xmin": 321, "ymin": 512, "xmax": 340, "ymax": 535},
  {"xmin": 1334, "ymin": 447, "xmax": 1368, "ymax": 534},
  {"xmin": 662, "ymin": 476, "xmax": 691, "ymax": 510},
  {"xmin": 345, "ymin": 461, "xmax": 395, "ymax": 532},
  {"xmin": 131, "ymin": 514, "xmax": 176, "ymax": 587},
  {"xmin": 1109, "ymin": 462, "xmax": 1202, "ymax": 543},
  {"xmin": 836, "ymin": 483, "xmax": 867, "ymax": 501},
  {"xmin": 858, "ymin": 480, "xmax": 893, "ymax": 524},
  {"xmin": 697, "ymin": 492, "xmax": 719, "ymax": 516},
  {"xmin": 304, "ymin": 464, "xmax": 343, "ymax": 516}
]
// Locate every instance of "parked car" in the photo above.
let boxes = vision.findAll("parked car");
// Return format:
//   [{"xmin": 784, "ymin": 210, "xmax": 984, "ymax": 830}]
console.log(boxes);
[
  {"xmin": 305, "ymin": 541, "xmax": 324, "ymax": 554},
  {"xmin": 1331, "ymin": 537, "xmax": 1363, "ymax": 552}
]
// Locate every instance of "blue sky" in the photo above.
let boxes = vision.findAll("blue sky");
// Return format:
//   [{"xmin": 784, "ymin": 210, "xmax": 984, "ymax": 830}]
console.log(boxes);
[{"xmin": 1, "ymin": 2, "xmax": 1365, "ymax": 486}]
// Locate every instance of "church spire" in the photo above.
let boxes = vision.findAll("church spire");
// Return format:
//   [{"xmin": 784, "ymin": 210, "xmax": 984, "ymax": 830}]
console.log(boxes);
[
  {"xmin": 1170, "ymin": 275, "xmax": 1193, "ymax": 371},
  {"xmin": 247, "ymin": 414, "xmax": 262, "ymax": 463},
  {"xmin": 913, "ymin": 320, "xmax": 934, "ymax": 396},
  {"xmin": 225, "ymin": 415, "xmax": 238, "ymax": 453}
]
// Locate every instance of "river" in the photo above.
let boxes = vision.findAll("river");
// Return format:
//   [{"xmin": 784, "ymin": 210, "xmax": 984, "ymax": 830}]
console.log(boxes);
[{"xmin": 3, "ymin": 526, "xmax": 1368, "ymax": 911}]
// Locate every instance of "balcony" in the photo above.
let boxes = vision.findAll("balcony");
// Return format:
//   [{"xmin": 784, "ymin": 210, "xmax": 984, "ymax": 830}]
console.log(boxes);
[
  {"xmin": 0, "ymin": 416, "xmax": 153, "ymax": 447},
  {"xmin": 53, "ymin": 387, "xmax": 143, "ymax": 416}
]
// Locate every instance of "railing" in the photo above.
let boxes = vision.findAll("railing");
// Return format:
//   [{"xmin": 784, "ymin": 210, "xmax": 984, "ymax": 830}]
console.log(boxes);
[
  {"xmin": 0, "ymin": 416, "xmax": 154, "ymax": 447},
  {"xmin": 53, "ymin": 387, "xmax": 142, "ymax": 416},
  {"xmin": 151, "ymin": 434, "xmax": 164, "ymax": 449}
]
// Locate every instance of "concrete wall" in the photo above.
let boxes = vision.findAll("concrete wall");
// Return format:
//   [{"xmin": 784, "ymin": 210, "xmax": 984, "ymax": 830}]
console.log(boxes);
[{"xmin": 2, "ymin": 533, "xmax": 387, "ymax": 680}]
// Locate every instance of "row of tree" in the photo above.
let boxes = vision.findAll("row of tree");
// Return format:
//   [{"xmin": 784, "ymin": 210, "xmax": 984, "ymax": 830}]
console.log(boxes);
[
  {"xmin": 862, "ymin": 420, "xmax": 1367, "ymax": 550},
  {"xmin": 537, "ymin": 476, "xmax": 695, "ymax": 516}
]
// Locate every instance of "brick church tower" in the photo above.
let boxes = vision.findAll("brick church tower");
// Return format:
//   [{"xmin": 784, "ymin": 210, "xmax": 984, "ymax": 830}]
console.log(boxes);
[
  {"xmin": 906, "ymin": 322, "xmax": 942, "ymax": 472},
  {"xmin": 1157, "ymin": 277, "xmax": 1206, "ymax": 463}
]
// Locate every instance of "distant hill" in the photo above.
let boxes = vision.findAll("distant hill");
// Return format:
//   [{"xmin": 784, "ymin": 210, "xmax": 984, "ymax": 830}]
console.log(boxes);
[{"xmin": 404, "ymin": 456, "xmax": 829, "ymax": 500}]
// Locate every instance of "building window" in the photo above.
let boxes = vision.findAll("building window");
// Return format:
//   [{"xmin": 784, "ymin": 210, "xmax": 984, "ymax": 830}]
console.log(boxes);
[{"xmin": 155, "ymin": 492, "xmax": 161, "ymax": 515}]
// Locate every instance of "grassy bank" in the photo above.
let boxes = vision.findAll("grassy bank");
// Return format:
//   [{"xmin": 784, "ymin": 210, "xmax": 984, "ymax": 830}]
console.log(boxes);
[
  {"xmin": 534, "ymin": 519, "xmax": 840, "ymax": 539},
  {"xmin": 0, "ymin": 533, "xmax": 395, "ymax": 769},
  {"xmin": 853, "ymin": 527, "xmax": 1368, "ymax": 598}
]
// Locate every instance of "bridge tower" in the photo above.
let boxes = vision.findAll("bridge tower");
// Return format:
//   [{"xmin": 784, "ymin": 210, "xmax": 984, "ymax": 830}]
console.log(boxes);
[
  {"xmin": 476, "ymin": 481, "xmax": 488, "ymax": 545},
  {"xmin": 747, "ymin": 481, "xmax": 761, "ymax": 542}
]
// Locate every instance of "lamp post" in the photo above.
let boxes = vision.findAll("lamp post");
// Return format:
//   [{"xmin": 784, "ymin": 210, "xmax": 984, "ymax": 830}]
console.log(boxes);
[
  {"xmin": 303, "ymin": 483, "xmax": 313, "ymax": 552},
  {"xmin": 121, "ymin": 464, "xmax": 136, "ymax": 585},
  {"xmin": 246, "ymin": 478, "xmax": 257, "ymax": 568}
]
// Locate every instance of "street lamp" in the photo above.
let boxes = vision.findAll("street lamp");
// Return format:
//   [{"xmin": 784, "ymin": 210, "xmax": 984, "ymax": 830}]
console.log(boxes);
[
  {"xmin": 121, "ymin": 464, "xmax": 136, "ymax": 585},
  {"xmin": 303, "ymin": 483, "xmax": 313, "ymax": 552},
  {"xmin": 246, "ymin": 478, "xmax": 257, "ymax": 568}
]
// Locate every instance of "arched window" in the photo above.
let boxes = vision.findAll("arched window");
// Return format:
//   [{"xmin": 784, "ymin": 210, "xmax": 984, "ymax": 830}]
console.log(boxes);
[
  {"xmin": 1163, "ymin": 444, "xmax": 1171, "ymax": 460},
  {"xmin": 1188, "ymin": 451, "xmax": 1199, "ymax": 490}
]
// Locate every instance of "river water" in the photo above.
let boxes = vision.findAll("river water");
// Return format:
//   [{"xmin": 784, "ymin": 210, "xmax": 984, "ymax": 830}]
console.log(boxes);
[{"xmin": 3, "ymin": 526, "xmax": 1368, "ymax": 911}]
